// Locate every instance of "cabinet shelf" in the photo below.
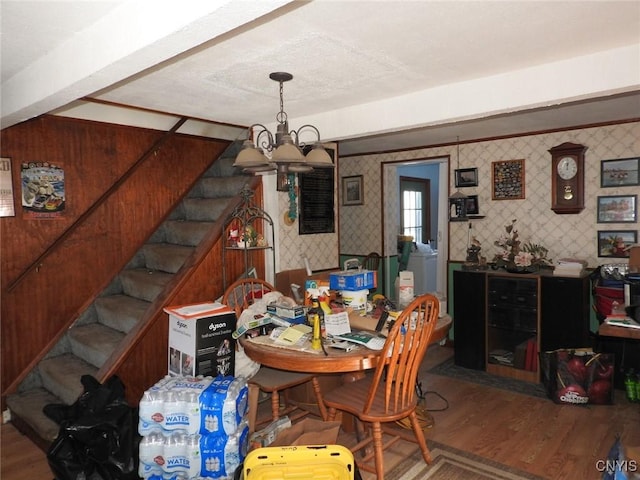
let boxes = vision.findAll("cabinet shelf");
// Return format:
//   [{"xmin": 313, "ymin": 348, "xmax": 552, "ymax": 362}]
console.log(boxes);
[
  {"xmin": 488, "ymin": 303, "xmax": 537, "ymax": 311},
  {"xmin": 486, "ymin": 363, "xmax": 538, "ymax": 383},
  {"xmin": 449, "ymin": 215, "xmax": 485, "ymax": 222},
  {"xmin": 488, "ymin": 323, "xmax": 537, "ymax": 334}
]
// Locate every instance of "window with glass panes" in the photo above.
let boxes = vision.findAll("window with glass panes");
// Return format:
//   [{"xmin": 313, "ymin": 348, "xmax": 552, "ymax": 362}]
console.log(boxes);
[{"xmin": 400, "ymin": 176, "xmax": 430, "ymax": 244}]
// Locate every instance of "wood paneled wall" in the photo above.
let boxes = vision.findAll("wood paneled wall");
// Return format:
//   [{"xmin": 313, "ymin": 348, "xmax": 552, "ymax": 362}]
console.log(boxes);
[{"xmin": 0, "ymin": 115, "xmax": 238, "ymax": 404}]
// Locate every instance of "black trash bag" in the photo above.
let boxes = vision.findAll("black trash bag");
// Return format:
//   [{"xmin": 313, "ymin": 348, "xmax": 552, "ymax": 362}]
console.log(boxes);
[{"xmin": 45, "ymin": 374, "xmax": 140, "ymax": 480}]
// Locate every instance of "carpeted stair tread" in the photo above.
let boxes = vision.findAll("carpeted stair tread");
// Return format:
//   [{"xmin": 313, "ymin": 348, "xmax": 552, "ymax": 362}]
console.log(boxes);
[
  {"xmin": 162, "ymin": 219, "xmax": 214, "ymax": 246},
  {"xmin": 68, "ymin": 323, "xmax": 125, "ymax": 368},
  {"xmin": 94, "ymin": 294, "xmax": 149, "ymax": 333},
  {"xmin": 6, "ymin": 388, "xmax": 62, "ymax": 444},
  {"xmin": 190, "ymin": 176, "xmax": 248, "ymax": 198},
  {"xmin": 143, "ymin": 243, "xmax": 194, "ymax": 273},
  {"xmin": 182, "ymin": 197, "xmax": 231, "ymax": 221},
  {"xmin": 39, "ymin": 354, "xmax": 97, "ymax": 405},
  {"xmin": 119, "ymin": 268, "xmax": 173, "ymax": 302},
  {"xmin": 206, "ymin": 155, "xmax": 243, "ymax": 177}
]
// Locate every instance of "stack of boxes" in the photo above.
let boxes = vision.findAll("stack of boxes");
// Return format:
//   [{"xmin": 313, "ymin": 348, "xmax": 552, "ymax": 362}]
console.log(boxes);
[
  {"xmin": 138, "ymin": 375, "xmax": 249, "ymax": 480},
  {"xmin": 329, "ymin": 269, "xmax": 377, "ymax": 313}
]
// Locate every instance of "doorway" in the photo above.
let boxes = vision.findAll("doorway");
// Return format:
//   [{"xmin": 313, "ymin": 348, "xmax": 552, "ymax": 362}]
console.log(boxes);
[{"xmin": 382, "ymin": 157, "xmax": 449, "ymax": 296}]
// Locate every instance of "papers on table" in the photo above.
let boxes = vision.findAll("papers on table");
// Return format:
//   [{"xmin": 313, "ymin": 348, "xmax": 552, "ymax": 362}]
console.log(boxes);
[
  {"xmin": 271, "ymin": 324, "xmax": 312, "ymax": 346},
  {"xmin": 324, "ymin": 311, "xmax": 351, "ymax": 336}
]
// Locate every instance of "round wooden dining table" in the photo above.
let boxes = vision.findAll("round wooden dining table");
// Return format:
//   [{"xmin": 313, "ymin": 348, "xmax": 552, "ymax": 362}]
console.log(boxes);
[
  {"xmin": 240, "ymin": 314, "xmax": 451, "ymax": 432},
  {"xmin": 240, "ymin": 314, "xmax": 452, "ymax": 374}
]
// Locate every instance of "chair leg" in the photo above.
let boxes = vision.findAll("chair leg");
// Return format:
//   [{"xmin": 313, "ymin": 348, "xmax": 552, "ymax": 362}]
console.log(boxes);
[
  {"xmin": 409, "ymin": 410, "xmax": 432, "ymax": 464},
  {"xmin": 311, "ymin": 377, "xmax": 328, "ymax": 420},
  {"xmin": 247, "ymin": 383, "xmax": 260, "ymax": 434},
  {"xmin": 271, "ymin": 390, "xmax": 281, "ymax": 420},
  {"xmin": 371, "ymin": 422, "xmax": 385, "ymax": 480},
  {"xmin": 327, "ymin": 407, "xmax": 337, "ymax": 422}
]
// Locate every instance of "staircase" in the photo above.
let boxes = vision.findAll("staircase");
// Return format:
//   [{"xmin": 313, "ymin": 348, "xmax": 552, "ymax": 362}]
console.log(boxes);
[{"xmin": 6, "ymin": 149, "xmax": 251, "ymax": 447}]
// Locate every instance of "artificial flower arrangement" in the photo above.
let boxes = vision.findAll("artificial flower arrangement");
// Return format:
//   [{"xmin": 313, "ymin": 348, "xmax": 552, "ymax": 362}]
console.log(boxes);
[
  {"xmin": 238, "ymin": 225, "xmax": 258, "ymax": 248},
  {"xmin": 228, "ymin": 221, "xmax": 261, "ymax": 248},
  {"xmin": 493, "ymin": 219, "xmax": 552, "ymax": 271}
]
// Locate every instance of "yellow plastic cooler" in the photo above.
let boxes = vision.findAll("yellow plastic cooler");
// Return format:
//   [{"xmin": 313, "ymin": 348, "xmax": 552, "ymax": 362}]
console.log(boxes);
[{"xmin": 241, "ymin": 445, "xmax": 357, "ymax": 479}]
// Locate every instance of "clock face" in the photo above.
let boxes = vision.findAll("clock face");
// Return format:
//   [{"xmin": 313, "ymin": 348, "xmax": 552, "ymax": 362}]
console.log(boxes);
[{"xmin": 557, "ymin": 156, "xmax": 578, "ymax": 180}]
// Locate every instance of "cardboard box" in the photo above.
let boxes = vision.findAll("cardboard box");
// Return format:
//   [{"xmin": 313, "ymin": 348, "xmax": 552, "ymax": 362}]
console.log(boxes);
[
  {"xmin": 164, "ymin": 302, "xmax": 236, "ymax": 377},
  {"xmin": 270, "ymin": 418, "xmax": 341, "ymax": 447},
  {"xmin": 329, "ymin": 270, "xmax": 376, "ymax": 291},
  {"xmin": 266, "ymin": 303, "xmax": 307, "ymax": 323}
]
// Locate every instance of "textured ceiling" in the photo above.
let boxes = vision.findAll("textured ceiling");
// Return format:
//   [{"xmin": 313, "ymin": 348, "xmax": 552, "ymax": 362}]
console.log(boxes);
[{"xmin": 2, "ymin": 1, "xmax": 639, "ymax": 155}]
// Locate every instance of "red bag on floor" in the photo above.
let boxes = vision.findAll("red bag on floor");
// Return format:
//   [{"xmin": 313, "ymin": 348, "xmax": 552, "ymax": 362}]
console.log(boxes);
[{"xmin": 539, "ymin": 349, "xmax": 615, "ymax": 405}]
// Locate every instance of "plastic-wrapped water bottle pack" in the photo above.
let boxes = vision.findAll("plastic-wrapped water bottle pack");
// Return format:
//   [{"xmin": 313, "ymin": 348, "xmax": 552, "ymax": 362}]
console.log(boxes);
[{"xmin": 138, "ymin": 375, "xmax": 249, "ymax": 479}]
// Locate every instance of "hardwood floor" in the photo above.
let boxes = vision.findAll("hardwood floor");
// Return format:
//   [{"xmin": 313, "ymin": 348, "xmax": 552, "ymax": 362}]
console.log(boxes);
[
  {"xmin": 1, "ymin": 422, "xmax": 54, "ymax": 480},
  {"xmin": 2, "ymin": 345, "xmax": 638, "ymax": 480}
]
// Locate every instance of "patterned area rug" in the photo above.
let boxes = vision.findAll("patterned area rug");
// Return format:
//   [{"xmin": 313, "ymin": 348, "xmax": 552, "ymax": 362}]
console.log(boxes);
[
  {"xmin": 386, "ymin": 441, "xmax": 545, "ymax": 480},
  {"xmin": 427, "ymin": 357, "xmax": 548, "ymax": 398}
]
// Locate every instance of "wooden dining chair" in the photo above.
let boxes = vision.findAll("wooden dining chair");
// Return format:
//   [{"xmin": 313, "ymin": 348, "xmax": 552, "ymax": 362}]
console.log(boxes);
[
  {"xmin": 222, "ymin": 278, "xmax": 325, "ymax": 433},
  {"xmin": 322, "ymin": 293, "xmax": 439, "ymax": 479},
  {"xmin": 362, "ymin": 251, "xmax": 381, "ymax": 271}
]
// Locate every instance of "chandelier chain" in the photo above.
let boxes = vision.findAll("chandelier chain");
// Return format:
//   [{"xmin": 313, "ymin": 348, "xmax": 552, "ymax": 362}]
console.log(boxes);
[{"xmin": 276, "ymin": 79, "xmax": 287, "ymax": 125}]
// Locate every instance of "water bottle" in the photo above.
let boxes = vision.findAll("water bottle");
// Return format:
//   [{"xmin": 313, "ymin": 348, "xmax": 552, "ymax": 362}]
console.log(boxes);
[
  {"xmin": 138, "ymin": 389, "xmax": 164, "ymax": 435},
  {"xmin": 185, "ymin": 434, "xmax": 202, "ymax": 479},
  {"xmin": 164, "ymin": 432, "xmax": 189, "ymax": 476},
  {"xmin": 138, "ymin": 432, "xmax": 164, "ymax": 478},
  {"xmin": 625, "ymin": 369, "xmax": 638, "ymax": 402}
]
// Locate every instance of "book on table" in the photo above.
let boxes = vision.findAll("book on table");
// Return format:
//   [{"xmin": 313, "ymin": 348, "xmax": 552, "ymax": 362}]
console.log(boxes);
[{"xmin": 604, "ymin": 316, "xmax": 640, "ymax": 329}]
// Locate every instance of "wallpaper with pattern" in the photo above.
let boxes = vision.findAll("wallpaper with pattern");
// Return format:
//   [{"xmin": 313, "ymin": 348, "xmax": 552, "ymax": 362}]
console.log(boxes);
[{"xmin": 338, "ymin": 121, "xmax": 640, "ymax": 269}]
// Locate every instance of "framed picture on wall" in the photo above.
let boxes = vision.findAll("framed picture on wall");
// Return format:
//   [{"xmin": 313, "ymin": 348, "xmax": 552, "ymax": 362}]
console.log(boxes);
[
  {"xmin": 600, "ymin": 157, "xmax": 640, "ymax": 187},
  {"xmin": 597, "ymin": 195, "xmax": 637, "ymax": 223},
  {"xmin": 492, "ymin": 159, "xmax": 525, "ymax": 200},
  {"xmin": 465, "ymin": 195, "xmax": 479, "ymax": 215},
  {"xmin": 342, "ymin": 175, "xmax": 363, "ymax": 206},
  {"xmin": 597, "ymin": 230, "xmax": 637, "ymax": 258},
  {"xmin": 455, "ymin": 168, "xmax": 478, "ymax": 187}
]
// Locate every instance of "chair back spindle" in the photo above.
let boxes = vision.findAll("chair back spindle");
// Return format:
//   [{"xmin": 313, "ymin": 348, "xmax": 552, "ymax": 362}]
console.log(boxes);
[{"xmin": 363, "ymin": 295, "xmax": 438, "ymax": 416}]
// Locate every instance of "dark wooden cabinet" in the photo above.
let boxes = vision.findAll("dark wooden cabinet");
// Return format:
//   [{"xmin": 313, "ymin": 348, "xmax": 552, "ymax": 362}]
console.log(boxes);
[
  {"xmin": 453, "ymin": 270, "xmax": 486, "ymax": 370},
  {"xmin": 453, "ymin": 269, "xmax": 591, "ymax": 382},
  {"xmin": 540, "ymin": 275, "xmax": 591, "ymax": 351},
  {"xmin": 486, "ymin": 274, "xmax": 539, "ymax": 382}
]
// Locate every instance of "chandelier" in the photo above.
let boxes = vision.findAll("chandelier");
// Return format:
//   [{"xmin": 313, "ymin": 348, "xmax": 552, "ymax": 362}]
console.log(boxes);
[{"xmin": 233, "ymin": 72, "xmax": 334, "ymax": 191}]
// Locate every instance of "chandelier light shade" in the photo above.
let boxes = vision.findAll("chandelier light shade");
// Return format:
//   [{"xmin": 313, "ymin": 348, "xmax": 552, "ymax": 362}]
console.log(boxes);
[
  {"xmin": 234, "ymin": 139, "xmax": 270, "ymax": 170},
  {"xmin": 306, "ymin": 142, "xmax": 334, "ymax": 167},
  {"xmin": 271, "ymin": 135, "xmax": 305, "ymax": 163},
  {"xmin": 233, "ymin": 72, "xmax": 334, "ymax": 184}
]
